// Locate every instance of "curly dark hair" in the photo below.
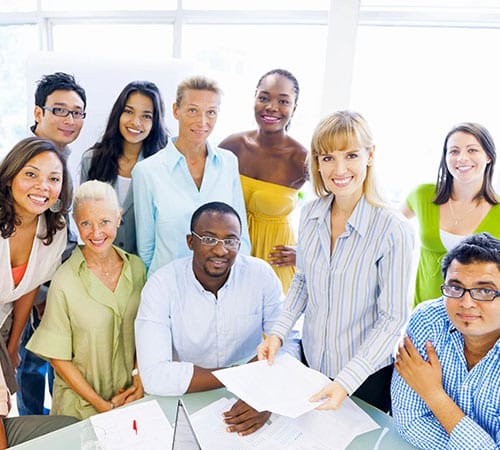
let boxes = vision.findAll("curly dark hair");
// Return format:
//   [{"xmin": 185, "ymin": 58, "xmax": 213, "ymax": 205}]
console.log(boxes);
[
  {"xmin": 442, "ymin": 232, "xmax": 500, "ymax": 278},
  {"xmin": 0, "ymin": 137, "xmax": 71, "ymax": 244}
]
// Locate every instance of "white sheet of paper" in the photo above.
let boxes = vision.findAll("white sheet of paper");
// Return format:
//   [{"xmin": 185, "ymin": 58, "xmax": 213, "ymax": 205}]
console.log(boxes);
[
  {"xmin": 191, "ymin": 396, "xmax": 380, "ymax": 450},
  {"xmin": 89, "ymin": 399, "xmax": 173, "ymax": 450},
  {"xmin": 213, "ymin": 353, "xmax": 332, "ymax": 417}
]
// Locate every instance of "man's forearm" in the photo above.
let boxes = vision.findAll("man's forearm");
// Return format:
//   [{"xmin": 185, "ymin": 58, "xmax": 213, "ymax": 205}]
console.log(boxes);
[
  {"xmin": 186, "ymin": 366, "xmax": 224, "ymax": 393},
  {"xmin": 421, "ymin": 389, "xmax": 466, "ymax": 435}
]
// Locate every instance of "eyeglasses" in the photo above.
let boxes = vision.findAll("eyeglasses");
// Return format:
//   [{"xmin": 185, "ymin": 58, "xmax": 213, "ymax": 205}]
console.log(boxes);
[
  {"xmin": 42, "ymin": 106, "xmax": 86, "ymax": 120},
  {"xmin": 440, "ymin": 284, "xmax": 500, "ymax": 302},
  {"xmin": 191, "ymin": 231, "xmax": 240, "ymax": 250}
]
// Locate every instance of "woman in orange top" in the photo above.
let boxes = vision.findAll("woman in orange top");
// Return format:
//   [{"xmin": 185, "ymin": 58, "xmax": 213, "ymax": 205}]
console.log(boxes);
[{"xmin": 0, "ymin": 137, "xmax": 70, "ymax": 393}]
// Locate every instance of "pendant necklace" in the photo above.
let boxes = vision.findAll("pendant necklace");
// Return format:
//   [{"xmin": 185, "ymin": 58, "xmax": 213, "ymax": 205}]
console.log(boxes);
[{"xmin": 448, "ymin": 200, "xmax": 477, "ymax": 226}]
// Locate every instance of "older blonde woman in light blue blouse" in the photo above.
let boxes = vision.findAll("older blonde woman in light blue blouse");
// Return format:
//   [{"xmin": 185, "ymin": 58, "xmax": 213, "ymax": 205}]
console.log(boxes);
[
  {"xmin": 258, "ymin": 110, "xmax": 415, "ymax": 413},
  {"xmin": 27, "ymin": 180, "xmax": 146, "ymax": 420}
]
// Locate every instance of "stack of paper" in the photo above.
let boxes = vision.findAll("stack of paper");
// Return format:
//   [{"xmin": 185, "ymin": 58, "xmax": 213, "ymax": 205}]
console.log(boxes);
[{"xmin": 191, "ymin": 397, "xmax": 379, "ymax": 449}]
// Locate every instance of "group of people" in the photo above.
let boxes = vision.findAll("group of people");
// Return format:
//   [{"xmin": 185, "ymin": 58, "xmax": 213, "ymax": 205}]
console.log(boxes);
[{"xmin": 0, "ymin": 67, "xmax": 497, "ymax": 449}]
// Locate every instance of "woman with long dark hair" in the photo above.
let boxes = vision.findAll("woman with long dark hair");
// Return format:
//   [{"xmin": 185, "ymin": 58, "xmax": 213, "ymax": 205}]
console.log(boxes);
[
  {"xmin": 0, "ymin": 137, "xmax": 70, "ymax": 388},
  {"xmin": 80, "ymin": 80, "xmax": 168, "ymax": 254},
  {"xmin": 402, "ymin": 122, "xmax": 500, "ymax": 306}
]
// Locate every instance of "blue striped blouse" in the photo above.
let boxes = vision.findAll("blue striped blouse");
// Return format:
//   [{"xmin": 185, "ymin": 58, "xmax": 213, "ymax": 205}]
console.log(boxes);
[{"xmin": 271, "ymin": 195, "xmax": 415, "ymax": 394}]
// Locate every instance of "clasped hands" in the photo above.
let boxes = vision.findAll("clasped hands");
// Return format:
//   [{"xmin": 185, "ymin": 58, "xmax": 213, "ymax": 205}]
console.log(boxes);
[{"xmin": 107, "ymin": 374, "xmax": 144, "ymax": 412}]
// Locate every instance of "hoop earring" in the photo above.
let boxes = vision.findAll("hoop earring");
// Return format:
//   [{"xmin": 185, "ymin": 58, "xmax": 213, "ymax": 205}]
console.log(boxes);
[{"xmin": 49, "ymin": 198, "xmax": 62, "ymax": 213}]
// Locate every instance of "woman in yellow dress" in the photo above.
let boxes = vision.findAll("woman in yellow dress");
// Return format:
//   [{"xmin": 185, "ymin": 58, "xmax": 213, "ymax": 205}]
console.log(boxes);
[{"xmin": 219, "ymin": 69, "xmax": 308, "ymax": 293}]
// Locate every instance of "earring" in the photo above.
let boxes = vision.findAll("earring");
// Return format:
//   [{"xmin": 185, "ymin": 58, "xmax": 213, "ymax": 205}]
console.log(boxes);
[{"xmin": 49, "ymin": 198, "xmax": 63, "ymax": 213}]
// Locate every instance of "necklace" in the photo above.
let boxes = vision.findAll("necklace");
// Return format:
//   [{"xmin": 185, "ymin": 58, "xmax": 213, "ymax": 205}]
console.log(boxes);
[
  {"xmin": 84, "ymin": 252, "xmax": 122, "ymax": 278},
  {"xmin": 448, "ymin": 200, "xmax": 478, "ymax": 226}
]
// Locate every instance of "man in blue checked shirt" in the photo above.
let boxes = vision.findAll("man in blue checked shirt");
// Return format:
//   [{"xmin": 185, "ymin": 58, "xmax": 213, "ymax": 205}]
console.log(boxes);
[{"xmin": 391, "ymin": 232, "xmax": 500, "ymax": 449}]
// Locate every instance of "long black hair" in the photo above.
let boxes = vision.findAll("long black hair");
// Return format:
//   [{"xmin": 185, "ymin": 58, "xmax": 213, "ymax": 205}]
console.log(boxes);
[
  {"xmin": 88, "ymin": 80, "xmax": 168, "ymax": 183},
  {"xmin": 434, "ymin": 122, "xmax": 498, "ymax": 205}
]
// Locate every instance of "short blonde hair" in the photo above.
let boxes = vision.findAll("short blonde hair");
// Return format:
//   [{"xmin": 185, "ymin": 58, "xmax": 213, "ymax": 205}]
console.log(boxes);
[
  {"xmin": 309, "ymin": 110, "xmax": 386, "ymax": 207},
  {"xmin": 73, "ymin": 180, "xmax": 120, "ymax": 216},
  {"xmin": 175, "ymin": 75, "xmax": 222, "ymax": 107}
]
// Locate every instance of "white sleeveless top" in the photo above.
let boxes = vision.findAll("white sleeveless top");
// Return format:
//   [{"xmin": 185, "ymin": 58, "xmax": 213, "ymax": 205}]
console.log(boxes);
[
  {"xmin": 440, "ymin": 229, "xmax": 468, "ymax": 251},
  {"xmin": 116, "ymin": 175, "xmax": 132, "ymax": 207}
]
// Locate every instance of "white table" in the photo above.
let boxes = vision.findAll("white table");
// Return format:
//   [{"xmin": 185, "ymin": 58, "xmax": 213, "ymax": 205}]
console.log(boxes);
[{"xmin": 11, "ymin": 389, "xmax": 417, "ymax": 449}]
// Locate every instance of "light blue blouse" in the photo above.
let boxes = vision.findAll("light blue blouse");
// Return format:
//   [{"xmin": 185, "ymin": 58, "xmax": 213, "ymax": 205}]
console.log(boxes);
[{"xmin": 132, "ymin": 138, "xmax": 251, "ymax": 276}]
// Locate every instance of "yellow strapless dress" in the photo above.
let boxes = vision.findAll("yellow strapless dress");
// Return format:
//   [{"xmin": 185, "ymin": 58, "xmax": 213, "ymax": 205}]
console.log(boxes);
[{"xmin": 240, "ymin": 175, "xmax": 298, "ymax": 293}]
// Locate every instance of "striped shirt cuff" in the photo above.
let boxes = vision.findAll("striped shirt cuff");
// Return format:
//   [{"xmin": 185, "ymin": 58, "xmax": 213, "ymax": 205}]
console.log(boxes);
[{"xmin": 334, "ymin": 357, "xmax": 374, "ymax": 395}]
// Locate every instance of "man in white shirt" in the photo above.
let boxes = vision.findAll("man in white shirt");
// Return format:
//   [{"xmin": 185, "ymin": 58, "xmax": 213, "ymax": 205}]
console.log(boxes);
[{"xmin": 135, "ymin": 201, "xmax": 297, "ymax": 436}]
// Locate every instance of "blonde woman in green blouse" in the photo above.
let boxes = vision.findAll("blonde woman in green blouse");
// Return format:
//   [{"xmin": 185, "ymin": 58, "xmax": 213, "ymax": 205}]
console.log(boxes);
[{"xmin": 27, "ymin": 180, "xmax": 146, "ymax": 419}]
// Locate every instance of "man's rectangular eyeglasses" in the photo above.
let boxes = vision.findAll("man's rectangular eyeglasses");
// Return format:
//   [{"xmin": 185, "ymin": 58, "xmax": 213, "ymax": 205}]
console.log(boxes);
[
  {"xmin": 191, "ymin": 231, "xmax": 240, "ymax": 249},
  {"xmin": 43, "ymin": 106, "xmax": 86, "ymax": 120},
  {"xmin": 440, "ymin": 284, "xmax": 500, "ymax": 302}
]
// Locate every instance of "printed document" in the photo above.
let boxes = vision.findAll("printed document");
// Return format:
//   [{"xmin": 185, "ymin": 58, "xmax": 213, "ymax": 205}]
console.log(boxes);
[
  {"xmin": 213, "ymin": 353, "xmax": 332, "ymax": 417},
  {"xmin": 191, "ymin": 397, "xmax": 380, "ymax": 449}
]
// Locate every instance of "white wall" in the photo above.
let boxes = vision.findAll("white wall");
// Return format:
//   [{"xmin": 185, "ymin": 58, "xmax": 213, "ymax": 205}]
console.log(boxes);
[{"xmin": 26, "ymin": 52, "xmax": 204, "ymax": 182}]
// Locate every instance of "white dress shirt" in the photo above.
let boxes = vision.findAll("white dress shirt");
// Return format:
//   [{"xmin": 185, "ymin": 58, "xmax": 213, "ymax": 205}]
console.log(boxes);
[{"xmin": 135, "ymin": 254, "xmax": 295, "ymax": 396}]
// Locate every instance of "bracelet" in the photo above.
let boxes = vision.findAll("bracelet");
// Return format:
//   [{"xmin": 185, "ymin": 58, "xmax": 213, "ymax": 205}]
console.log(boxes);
[
  {"xmin": 131, "ymin": 368, "xmax": 139, "ymax": 377},
  {"xmin": 109, "ymin": 401, "xmax": 115, "ymax": 410}
]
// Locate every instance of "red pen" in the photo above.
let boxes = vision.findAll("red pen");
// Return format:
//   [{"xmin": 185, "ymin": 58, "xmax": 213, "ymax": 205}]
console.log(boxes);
[{"xmin": 132, "ymin": 419, "xmax": 138, "ymax": 435}]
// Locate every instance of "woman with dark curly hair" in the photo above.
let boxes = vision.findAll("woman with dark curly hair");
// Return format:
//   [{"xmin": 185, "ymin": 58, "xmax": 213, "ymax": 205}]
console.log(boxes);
[
  {"xmin": 80, "ymin": 80, "xmax": 168, "ymax": 254},
  {"xmin": 0, "ymin": 137, "xmax": 70, "ymax": 390}
]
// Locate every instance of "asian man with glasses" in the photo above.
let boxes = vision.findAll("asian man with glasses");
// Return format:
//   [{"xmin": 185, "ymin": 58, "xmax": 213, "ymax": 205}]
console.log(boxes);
[
  {"xmin": 16, "ymin": 72, "xmax": 87, "ymax": 417},
  {"xmin": 391, "ymin": 232, "xmax": 500, "ymax": 449}
]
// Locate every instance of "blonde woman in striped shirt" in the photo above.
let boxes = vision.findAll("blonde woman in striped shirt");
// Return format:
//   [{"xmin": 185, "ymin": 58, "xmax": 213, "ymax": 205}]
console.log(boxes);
[{"xmin": 258, "ymin": 110, "xmax": 415, "ymax": 412}]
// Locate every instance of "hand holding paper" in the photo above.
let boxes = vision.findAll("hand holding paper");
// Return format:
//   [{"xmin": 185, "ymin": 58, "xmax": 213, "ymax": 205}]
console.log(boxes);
[
  {"xmin": 309, "ymin": 381, "xmax": 348, "ymax": 410},
  {"xmin": 256, "ymin": 334, "xmax": 282, "ymax": 364},
  {"xmin": 213, "ymin": 353, "xmax": 332, "ymax": 418}
]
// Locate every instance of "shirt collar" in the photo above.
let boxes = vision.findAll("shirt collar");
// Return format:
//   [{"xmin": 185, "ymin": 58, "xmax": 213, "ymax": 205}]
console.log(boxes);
[
  {"xmin": 187, "ymin": 254, "xmax": 240, "ymax": 295},
  {"xmin": 165, "ymin": 137, "xmax": 221, "ymax": 173},
  {"xmin": 71, "ymin": 245, "xmax": 132, "ymax": 281},
  {"xmin": 347, "ymin": 196, "xmax": 373, "ymax": 237},
  {"xmin": 306, "ymin": 194, "xmax": 373, "ymax": 237}
]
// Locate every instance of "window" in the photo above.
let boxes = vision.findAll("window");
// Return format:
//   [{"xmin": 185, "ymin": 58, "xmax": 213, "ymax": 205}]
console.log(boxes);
[
  {"xmin": 41, "ymin": 0, "xmax": 176, "ymax": 10},
  {"xmin": 182, "ymin": 24, "xmax": 327, "ymax": 147},
  {"xmin": 0, "ymin": 25, "xmax": 37, "ymax": 157},
  {"xmin": 52, "ymin": 23, "xmax": 173, "ymax": 57},
  {"xmin": 351, "ymin": 25, "xmax": 500, "ymax": 201}
]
